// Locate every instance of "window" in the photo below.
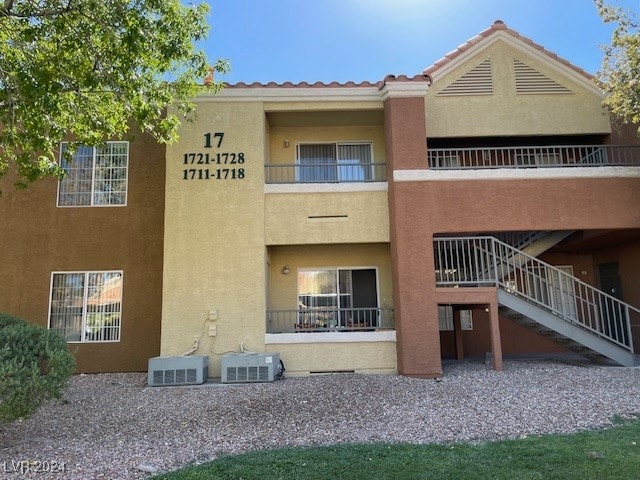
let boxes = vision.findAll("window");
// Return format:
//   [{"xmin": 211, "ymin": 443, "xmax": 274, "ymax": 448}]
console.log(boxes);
[
  {"xmin": 297, "ymin": 268, "xmax": 379, "ymax": 330},
  {"xmin": 57, "ymin": 142, "xmax": 129, "ymax": 206},
  {"xmin": 438, "ymin": 306, "xmax": 454, "ymax": 330},
  {"xmin": 49, "ymin": 271, "xmax": 123, "ymax": 342},
  {"xmin": 296, "ymin": 143, "xmax": 372, "ymax": 182},
  {"xmin": 438, "ymin": 306, "xmax": 473, "ymax": 331}
]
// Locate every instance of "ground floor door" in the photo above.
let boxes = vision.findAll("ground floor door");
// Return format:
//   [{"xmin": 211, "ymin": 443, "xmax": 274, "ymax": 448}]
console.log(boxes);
[{"xmin": 598, "ymin": 262, "xmax": 628, "ymax": 344}]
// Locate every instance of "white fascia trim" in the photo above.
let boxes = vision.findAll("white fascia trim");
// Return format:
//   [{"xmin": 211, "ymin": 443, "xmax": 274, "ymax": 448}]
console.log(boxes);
[
  {"xmin": 393, "ymin": 166, "xmax": 640, "ymax": 182},
  {"xmin": 264, "ymin": 182, "xmax": 388, "ymax": 194},
  {"xmin": 429, "ymin": 35, "xmax": 505, "ymax": 83},
  {"xmin": 379, "ymin": 82, "xmax": 430, "ymax": 101},
  {"xmin": 265, "ymin": 330, "xmax": 396, "ymax": 344},
  {"xmin": 430, "ymin": 32, "xmax": 602, "ymax": 97},
  {"xmin": 195, "ymin": 87, "xmax": 382, "ymax": 103}
]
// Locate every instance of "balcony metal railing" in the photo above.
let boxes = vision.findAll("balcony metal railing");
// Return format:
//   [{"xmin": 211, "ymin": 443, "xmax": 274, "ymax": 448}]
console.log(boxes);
[
  {"xmin": 265, "ymin": 163, "xmax": 387, "ymax": 184},
  {"xmin": 266, "ymin": 307, "xmax": 394, "ymax": 333},
  {"xmin": 434, "ymin": 236, "xmax": 639, "ymax": 352},
  {"xmin": 427, "ymin": 145, "xmax": 640, "ymax": 169}
]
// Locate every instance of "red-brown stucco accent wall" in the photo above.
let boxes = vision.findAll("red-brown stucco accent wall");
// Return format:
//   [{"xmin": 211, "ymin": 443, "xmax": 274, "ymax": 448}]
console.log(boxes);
[
  {"xmin": 0, "ymin": 134, "xmax": 165, "ymax": 372},
  {"xmin": 387, "ymin": 140, "xmax": 640, "ymax": 376},
  {"xmin": 384, "ymin": 95, "xmax": 444, "ymax": 377}
]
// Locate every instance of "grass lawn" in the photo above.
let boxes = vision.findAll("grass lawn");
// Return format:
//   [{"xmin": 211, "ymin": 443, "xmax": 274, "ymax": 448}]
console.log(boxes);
[{"xmin": 157, "ymin": 418, "xmax": 640, "ymax": 480}]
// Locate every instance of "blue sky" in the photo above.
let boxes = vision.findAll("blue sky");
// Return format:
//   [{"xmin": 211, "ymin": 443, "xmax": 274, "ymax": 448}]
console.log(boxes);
[{"xmin": 203, "ymin": 0, "xmax": 636, "ymax": 85}]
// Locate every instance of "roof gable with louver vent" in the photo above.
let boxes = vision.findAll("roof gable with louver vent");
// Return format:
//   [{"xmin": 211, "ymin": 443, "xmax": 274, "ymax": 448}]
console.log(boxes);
[{"xmin": 425, "ymin": 33, "xmax": 610, "ymax": 138}]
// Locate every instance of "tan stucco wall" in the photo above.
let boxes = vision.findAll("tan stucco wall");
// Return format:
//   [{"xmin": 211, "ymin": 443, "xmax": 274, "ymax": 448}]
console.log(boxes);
[
  {"xmin": 425, "ymin": 39, "xmax": 611, "ymax": 138},
  {"xmin": 265, "ymin": 190, "xmax": 389, "ymax": 245},
  {"xmin": 162, "ymin": 101, "xmax": 268, "ymax": 376},
  {"xmin": 267, "ymin": 243, "xmax": 393, "ymax": 311},
  {"xmin": 267, "ymin": 341, "xmax": 397, "ymax": 375}
]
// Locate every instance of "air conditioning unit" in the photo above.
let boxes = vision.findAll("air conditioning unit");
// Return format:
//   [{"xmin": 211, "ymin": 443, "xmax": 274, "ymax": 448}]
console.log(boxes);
[
  {"xmin": 147, "ymin": 355, "xmax": 209, "ymax": 386},
  {"xmin": 221, "ymin": 352, "xmax": 281, "ymax": 383}
]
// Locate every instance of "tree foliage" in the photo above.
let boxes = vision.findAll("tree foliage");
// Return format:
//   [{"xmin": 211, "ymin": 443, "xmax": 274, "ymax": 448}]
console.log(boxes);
[
  {"xmin": 0, "ymin": 313, "xmax": 76, "ymax": 424},
  {"xmin": 596, "ymin": 0, "xmax": 640, "ymax": 132},
  {"xmin": 0, "ymin": 0, "xmax": 229, "ymax": 187}
]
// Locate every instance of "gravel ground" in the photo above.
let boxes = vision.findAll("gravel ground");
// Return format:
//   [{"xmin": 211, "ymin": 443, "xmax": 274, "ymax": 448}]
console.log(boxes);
[{"xmin": 1, "ymin": 359, "xmax": 640, "ymax": 479}]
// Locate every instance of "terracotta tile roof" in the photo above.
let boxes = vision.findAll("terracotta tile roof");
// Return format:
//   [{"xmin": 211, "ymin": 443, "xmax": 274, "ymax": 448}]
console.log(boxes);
[
  {"xmin": 221, "ymin": 74, "xmax": 430, "ymax": 89},
  {"xmin": 422, "ymin": 20, "xmax": 594, "ymax": 81},
  {"xmin": 225, "ymin": 80, "xmax": 380, "ymax": 88}
]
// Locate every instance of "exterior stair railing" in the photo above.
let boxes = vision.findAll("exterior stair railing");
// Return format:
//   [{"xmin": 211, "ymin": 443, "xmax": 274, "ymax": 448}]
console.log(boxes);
[{"xmin": 434, "ymin": 236, "xmax": 638, "ymax": 353}]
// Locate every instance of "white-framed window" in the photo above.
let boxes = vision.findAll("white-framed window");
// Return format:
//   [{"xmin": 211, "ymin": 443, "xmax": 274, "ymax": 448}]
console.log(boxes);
[
  {"xmin": 296, "ymin": 142, "xmax": 373, "ymax": 182},
  {"xmin": 48, "ymin": 271, "xmax": 123, "ymax": 343},
  {"xmin": 297, "ymin": 268, "xmax": 379, "ymax": 329},
  {"xmin": 438, "ymin": 306, "xmax": 473, "ymax": 331},
  {"xmin": 57, "ymin": 142, "xmax": 129, "ymax": 207}
]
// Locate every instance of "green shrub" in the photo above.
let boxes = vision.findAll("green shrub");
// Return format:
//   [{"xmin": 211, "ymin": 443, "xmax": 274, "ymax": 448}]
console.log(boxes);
[
  {"xmin": 0, "ymin": 315, "xmax": 76, "ymax": 424},
  {"xmin": 0, "ymin": 312, "xmax": 26, "ymax": 329}
]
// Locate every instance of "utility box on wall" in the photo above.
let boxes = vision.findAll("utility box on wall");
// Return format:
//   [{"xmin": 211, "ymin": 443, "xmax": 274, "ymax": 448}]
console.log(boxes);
[
  {"xmin": 147, "ymin": 355, "xmax": 209, "ymax": 386},
  {"xmin": 221, "ymin": 352, "xmax": 281, "ymax": 383}
]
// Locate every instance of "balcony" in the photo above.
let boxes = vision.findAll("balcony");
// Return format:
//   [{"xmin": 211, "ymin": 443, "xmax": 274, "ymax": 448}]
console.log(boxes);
[
  {"xmin": 266, "ymin": 308, "xmax": 395, "ymax": 333},
  {"xmin": 427, "ymin": 145, "xmax": 640, "ymax": 170},
  {"xmin": 265, "ymin": 162, "xmax": 387, "ymax": 184}
]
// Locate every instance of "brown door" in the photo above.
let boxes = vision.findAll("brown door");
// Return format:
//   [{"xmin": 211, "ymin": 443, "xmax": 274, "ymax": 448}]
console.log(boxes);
[
  {"xmin": 598, "ymin": 262, "xmax": 627, "ymax": 344},
  {"xmin": 598, "ymin": 262, "xmax": 623, "ymax": 300}
]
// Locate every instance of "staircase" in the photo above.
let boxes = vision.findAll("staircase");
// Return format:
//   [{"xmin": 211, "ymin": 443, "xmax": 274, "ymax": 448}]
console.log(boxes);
[
  {"xmin": 434, "ymin": 236, "xmax": 640, "ymax": 366},
  {"xmin": 479, "ymin": 231, "xmax": 574, "ymax": 282}
]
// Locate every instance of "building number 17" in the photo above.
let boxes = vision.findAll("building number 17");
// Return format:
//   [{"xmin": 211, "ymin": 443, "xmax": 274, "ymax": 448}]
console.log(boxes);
[{"xmin": 204, "ymin": 132, "xmax": 224, "ymax": 148}]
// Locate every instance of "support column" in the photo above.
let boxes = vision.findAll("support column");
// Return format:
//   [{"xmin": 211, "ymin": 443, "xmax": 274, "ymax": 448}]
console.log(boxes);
[
  {"xmin": 488, "ymin": 300, "xmax": 503, "ymax": 371},
  {"xmin": 381, "ymin": 77, "xmax": 437, "ymax": 377}
]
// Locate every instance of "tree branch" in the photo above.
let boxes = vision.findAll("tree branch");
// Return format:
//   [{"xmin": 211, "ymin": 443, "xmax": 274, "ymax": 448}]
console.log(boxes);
[{"xmin": 0, "ymin": 0, "xmax": 76, "ymax": 18}]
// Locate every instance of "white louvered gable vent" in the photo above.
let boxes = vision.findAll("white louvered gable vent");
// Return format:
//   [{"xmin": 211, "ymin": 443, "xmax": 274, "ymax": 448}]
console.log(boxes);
[
  {"xmin": 513, "ymin": 59, "xmax": 572, "ymax": 94},
  {"xmin": 437, "ymin": 58, "xmax": 493, "ymax": 96}
]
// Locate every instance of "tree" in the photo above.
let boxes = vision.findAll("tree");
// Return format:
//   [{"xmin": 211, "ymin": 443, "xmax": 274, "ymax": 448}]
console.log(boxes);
[
  {"xmin": 0, "ymin": 0, "xmax": 229, "ymax": 188},
  {"xmin": 596, "ymin": 0, "xmax": 640, "ymax": 132}
]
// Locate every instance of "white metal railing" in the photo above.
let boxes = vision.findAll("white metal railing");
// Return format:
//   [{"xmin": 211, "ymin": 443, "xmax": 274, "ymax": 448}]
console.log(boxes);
[
  {"xmin": 266, "ymin": 308, "xmax": 394, "ymax": 333},
  {"xmin": 265, "ymin": 163, "xmax": 387, "ymax": 183},
  {"xmin": 434, "ymin": 236, "xmax": 638, "ymax": 352},
  {"xmin": 427, "ymin": 145, "xmax": 640, "ymax": 169}
]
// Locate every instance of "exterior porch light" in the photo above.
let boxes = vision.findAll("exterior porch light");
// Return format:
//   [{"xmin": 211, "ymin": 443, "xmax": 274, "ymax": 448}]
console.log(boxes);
[{"xmin": 282, "ymin": 265, "xmax": 291, "ymax": 275}]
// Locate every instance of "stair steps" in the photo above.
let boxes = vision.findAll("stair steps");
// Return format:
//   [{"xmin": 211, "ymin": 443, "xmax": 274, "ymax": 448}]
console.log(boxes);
[{"xmin": 499, "ymin": 294, "xmax": 639, "ymax": 367}]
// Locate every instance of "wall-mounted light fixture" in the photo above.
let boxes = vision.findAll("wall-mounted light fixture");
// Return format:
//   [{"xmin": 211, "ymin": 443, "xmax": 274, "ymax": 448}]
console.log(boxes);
[
  {"xmin": 284, "ymin": 139, "xmax": 290, "ymax": 148},
  {"xmin": 282, "ymin": 265, "xmax": 291, "ymax": 275}
]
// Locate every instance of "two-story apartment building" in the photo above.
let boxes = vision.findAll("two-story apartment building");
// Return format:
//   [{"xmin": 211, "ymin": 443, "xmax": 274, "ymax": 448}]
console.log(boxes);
[{"xmin": 1, "ymin": 21, "xmax": 639, "ymax": 376}]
